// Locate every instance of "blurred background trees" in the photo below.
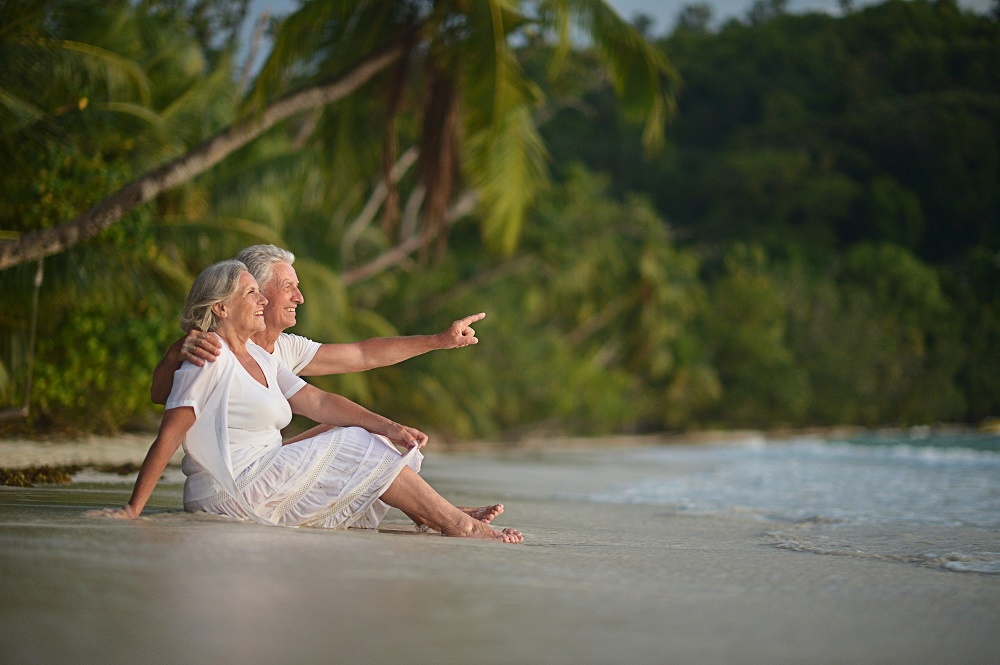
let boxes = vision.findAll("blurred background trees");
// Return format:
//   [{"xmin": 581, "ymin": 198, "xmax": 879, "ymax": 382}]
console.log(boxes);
[{"xmin": 1, "ymin": 0, "xmax": 997, "ymax": 437}]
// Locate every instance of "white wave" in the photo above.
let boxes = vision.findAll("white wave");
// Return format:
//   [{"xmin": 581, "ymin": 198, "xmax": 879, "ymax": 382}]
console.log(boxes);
[
  {"xmin": 573, "ymin": 437, "xmax": 1000, "ymax": 532},
  {"xmin": 941, "ymin": 558, "xmax": 1000, "ymax": 574}
]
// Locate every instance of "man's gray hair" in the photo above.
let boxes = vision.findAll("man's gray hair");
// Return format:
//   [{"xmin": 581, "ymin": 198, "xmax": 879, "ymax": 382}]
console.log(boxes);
[
  {"xmin": 235, "ymin": 244, "xmax": 295, "ymax": 291},
  {"xmin": 180, "ymin": 260, "xmax": 249, "ymax": 333}
]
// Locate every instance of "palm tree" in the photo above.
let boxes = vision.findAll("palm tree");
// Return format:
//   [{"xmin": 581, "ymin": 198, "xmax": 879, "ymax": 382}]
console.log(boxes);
[
  {"xmin": 0, "ymin": 0, "xmax": 243, "ymax": 265},
  {"xmin": 0, "ymin": 0, "xmax": 677, "ymax": 271},
  {"xmin": 0, "ymin": 0, "xmax": 249, "ymax": 426}
]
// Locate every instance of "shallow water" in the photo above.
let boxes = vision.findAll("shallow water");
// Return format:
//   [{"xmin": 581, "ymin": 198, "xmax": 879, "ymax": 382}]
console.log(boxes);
[{"xmin": 567, "ymin": 432, "xmax": 1000, "ymax": 573}]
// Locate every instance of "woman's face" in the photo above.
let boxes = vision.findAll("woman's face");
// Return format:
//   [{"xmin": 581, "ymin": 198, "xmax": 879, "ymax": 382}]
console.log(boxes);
[{"xmin": 221, "ymin": 271, "xmax": 268, "ymax": 335}]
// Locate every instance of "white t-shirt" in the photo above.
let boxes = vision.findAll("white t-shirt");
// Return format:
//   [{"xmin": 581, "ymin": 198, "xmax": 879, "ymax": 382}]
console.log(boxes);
[{"xmin": 271, "ymin": 332, "xmax": 321, "ymax": 375}]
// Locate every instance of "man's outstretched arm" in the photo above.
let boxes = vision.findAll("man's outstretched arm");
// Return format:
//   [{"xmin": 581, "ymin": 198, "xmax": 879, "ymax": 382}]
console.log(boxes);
[
  {"xmin": 149, "ymin": 331, "xmax": 222, "ymax": 404},
  {"xmin": 298, "ymin": 312, "xmax": 485, "ymax": 377}
]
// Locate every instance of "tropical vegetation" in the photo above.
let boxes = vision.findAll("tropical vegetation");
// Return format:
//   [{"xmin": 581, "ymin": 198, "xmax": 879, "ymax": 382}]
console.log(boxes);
[{"xmin": 1, "ymin": 0, "xmax": 997, "ymax": 438}]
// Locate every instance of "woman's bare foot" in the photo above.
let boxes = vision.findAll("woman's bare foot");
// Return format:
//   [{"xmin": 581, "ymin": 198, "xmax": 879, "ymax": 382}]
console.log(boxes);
[
  {"xmin": 482, "ymin": 525, "xmax": 523, "ymax": 544},
  {"xmin": 380, "ymin": 467, "xmax": 522, "ymax": 543},
  {"xmin": 496, "ymin": 527, "xmax": 523, "ymax": 543},
  {"xmin": 455, "ymin": 518, "xmax": 523, "ymax": 544},
  {"xmin": 460, "ymin": 503, "xmax": 504, "ymax": 524}
]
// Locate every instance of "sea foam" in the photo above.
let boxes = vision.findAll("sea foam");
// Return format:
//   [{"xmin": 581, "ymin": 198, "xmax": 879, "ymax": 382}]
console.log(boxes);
[{"xmin": 568, "ymin": 434, "xmax": 1000, "ymax": 573}]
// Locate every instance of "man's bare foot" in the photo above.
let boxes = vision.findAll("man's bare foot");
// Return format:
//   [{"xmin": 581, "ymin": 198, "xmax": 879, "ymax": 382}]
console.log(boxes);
[{"xmin": 460, "ymin": 503, "xmax": 504, "ymax": 524}]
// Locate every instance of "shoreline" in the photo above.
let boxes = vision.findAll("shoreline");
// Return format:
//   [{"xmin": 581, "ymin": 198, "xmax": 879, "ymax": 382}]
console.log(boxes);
[{"xmin": 1, "ymin": 422, "xmax": 997, "ymax": 473}]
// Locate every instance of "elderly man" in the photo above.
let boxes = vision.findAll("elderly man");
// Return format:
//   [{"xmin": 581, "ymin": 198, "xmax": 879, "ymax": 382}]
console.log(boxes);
[{"xmin": 151, "ymin": 244, "xmax": 484, "ymax": 404}]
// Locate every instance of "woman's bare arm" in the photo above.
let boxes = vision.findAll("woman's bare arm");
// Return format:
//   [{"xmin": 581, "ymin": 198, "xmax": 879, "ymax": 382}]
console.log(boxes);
[
  {"xmin": 287, "ymin": 385, "xmax": 427, "ymax": 451},
  {"xmin": 88, "ymin": 407, "xmax": 194, "ymax": 518}
]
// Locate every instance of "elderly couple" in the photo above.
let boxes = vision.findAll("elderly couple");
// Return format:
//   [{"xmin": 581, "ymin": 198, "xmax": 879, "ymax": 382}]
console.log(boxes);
[{"xmin": 97, "ymin": 245, "xmax": 522, "ymax": 543}]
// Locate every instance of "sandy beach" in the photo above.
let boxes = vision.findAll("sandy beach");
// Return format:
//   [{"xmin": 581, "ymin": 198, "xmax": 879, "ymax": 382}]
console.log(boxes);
[{"xmin": 1, "ymin": 435, "xmax": 998, "ymax": 665}]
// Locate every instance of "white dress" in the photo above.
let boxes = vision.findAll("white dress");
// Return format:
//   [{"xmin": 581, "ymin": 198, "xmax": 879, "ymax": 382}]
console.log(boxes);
[{"xmin": 167, "ymin": 340, "xmax": 422, "ymax": 528}]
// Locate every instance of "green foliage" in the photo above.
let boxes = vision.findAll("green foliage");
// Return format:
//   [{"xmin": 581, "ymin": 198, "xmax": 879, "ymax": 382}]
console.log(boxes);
[
  {"xmin": 519, "ymin": 167, "xmax": 714, "ymax": 430},
  {"xmin": 539, "ymin": 0, "xmax": 998, "ymax": 427},
  {"xmin": 1, "ymin": 233, "xmax": 183, "ymax": 433},
  {"xmin": 700, "ymin": 244, "xmax": 807, "ymax": 427},
  {"xmin": 32, "ymin": 293, "xmax": 175, "ymax": 433},
  {"xmin": 785, "ymin": 244, "xmax": 965, "ymax": 426},
  {"xmin": 692, "ymin": 242, "xmax": 967, "ymax": 428},
  {"xmin": 3, "ymin": 0, "xmax": 997, "ymax": 436},
  {"xmin": 545, "ymin": 0, "xmax": 999, "ymax": 262},
  {"xmin": 0, "ymin": 145, "xmax": 131, "ymax": 234},
  {"xmin": 0, "ymin": 0, "xmax": 237, "ymax": 432},
  {"xmin": 352, "ymin": 167, "xmax": 711, "ymax": 437},
  {"xmin": 943, "ymin": 246, "xmax": 1000, "ymax": 423},
  {"xmin": 247, "ymin": 0, "xmax": 675, "ymax": 255}
]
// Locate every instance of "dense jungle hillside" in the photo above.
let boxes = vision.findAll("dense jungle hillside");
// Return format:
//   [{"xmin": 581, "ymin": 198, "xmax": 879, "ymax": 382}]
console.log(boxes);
[{"xmin": 1, "ymin": 0, "xmax": 997, "ymax": 438}]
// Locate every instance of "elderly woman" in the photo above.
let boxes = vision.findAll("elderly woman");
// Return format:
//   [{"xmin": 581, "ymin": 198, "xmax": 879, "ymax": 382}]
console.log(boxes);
[{"xmin": 100, "ymin": 260, "xmax": 522, "ymax": 543}]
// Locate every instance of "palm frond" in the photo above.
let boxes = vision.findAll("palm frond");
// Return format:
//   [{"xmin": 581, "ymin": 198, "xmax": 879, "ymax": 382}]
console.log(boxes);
[
  {"xmin": 557, "ymin": 0, "xmax": 679, "ymax": 154},
  {"xmin": 99, "ymin": 101, "xmax": 165, "ymax": 129},
  {"xmin": 248, "ymin": 0, "xmax": 402, "ymax": 111},
  {"xmin": 158, "ymin": 54, "xmax": 239, "ymax": 148},
  {"xmin": 0, "ymin": 87, "xmax": 45, "ymax": 134},
  {"xmin": 462, "ymin": 1, "xmax": 539, "ymax": 126},
  {"xmin": 314, "ymin": 93, "xmax": 388, "ymax": 196},
  {"xmin": 161, "ymin": 215, "xmax": 287, "ymax": 247},
  {"xmin": 463, "ymin": 105, "xmax": 548, "ymax": 255},
  {"xmin": 55, "ymin": 39, "xmax": 152, "ymax": 106},
  {"xmin": 459, "ymin": 18, "xmax": 548, "ymax": 254}
]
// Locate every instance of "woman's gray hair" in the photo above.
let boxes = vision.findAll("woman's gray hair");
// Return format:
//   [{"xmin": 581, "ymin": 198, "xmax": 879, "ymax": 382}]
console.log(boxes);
[
  {"xmin": 180, "ymin": 260, "xmax": 249, "ymax": 333},
  {"xmin": 235, "ymin": 244, "xmax": 295, "ymax": 291}
]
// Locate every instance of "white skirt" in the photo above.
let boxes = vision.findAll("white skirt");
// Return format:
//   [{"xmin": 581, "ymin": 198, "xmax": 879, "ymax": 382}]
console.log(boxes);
[{"xmin": 186, "ymin": 426, "xmax": 422, "ymax": 528}]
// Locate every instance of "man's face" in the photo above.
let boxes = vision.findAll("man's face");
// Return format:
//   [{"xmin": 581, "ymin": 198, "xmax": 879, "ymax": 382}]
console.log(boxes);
[{"xmin": 261, "ymin": 261, "xmax": 303, "ymax": 333}]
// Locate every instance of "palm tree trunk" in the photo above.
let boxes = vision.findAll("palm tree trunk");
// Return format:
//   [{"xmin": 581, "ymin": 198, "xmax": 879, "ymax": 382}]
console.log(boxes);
[{"xmin": 0, "ymin": 44, "xmax": 404, "ymax": 272}]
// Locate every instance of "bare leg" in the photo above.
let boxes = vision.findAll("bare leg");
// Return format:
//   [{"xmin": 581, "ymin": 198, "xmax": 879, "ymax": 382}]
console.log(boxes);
[
  {"xmin": 408, "ymin": 504, "xmax": 503, "ymax": 526},
  {"xmin": 380, "ymin": 467, "xmax": 523, "ymax": 543},
  {"xmin": 404, "ymin": 503, "xmax": 503, "ymax": 531}
]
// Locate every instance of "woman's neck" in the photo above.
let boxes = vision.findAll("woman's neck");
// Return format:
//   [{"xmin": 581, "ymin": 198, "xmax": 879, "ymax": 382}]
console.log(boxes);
[{"xmin": 214, "ymin": 325, "xmax": 253, "ymax": 354}]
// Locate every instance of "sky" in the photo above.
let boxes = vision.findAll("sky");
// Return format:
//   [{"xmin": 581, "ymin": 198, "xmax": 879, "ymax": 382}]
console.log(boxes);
[
  {"xmin": 247, "ymin": 0, "xmax": 995, "ymax": 40},
  {"xmin": 607, "ymin": 0, "xmax": 828, "ymax": 31},
  {"xmin": 607, "ymin": 0, "xmax": 992, "ymax": 33},
  {"xmin": 238, "ymin": 0, "xmax": 994, "ymax": 72}
]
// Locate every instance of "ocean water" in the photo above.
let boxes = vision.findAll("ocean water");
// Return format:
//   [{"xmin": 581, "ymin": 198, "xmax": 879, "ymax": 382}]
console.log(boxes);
[{"xmin": 569, "ymin": 430, "xmax": 1000, "ymax": 574}]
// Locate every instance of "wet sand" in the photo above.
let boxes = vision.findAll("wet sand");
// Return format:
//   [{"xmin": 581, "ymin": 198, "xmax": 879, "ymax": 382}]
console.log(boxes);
[{"xmin": 1, "ymin": 438, "xmax": 998, "ymax": 664}]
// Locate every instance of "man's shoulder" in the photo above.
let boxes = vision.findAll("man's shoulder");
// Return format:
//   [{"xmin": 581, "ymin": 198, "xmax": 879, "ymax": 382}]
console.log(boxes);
[
  {"xmin": 275, "ymin": 331, "xmax": 318, "ymax": 346},
  {"xmin": 273, "ymin": 332, "xmax": 320, "ymax": 355},
  {"xmin": 271, "ymin": 332, "xmax": 321, "ymax": 375}
]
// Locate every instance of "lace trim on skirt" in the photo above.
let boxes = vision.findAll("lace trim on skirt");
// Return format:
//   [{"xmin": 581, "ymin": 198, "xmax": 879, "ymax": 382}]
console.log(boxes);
[{"xmin": 184, "ymin": 446, "xmax": 281, "ymax": 513}]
